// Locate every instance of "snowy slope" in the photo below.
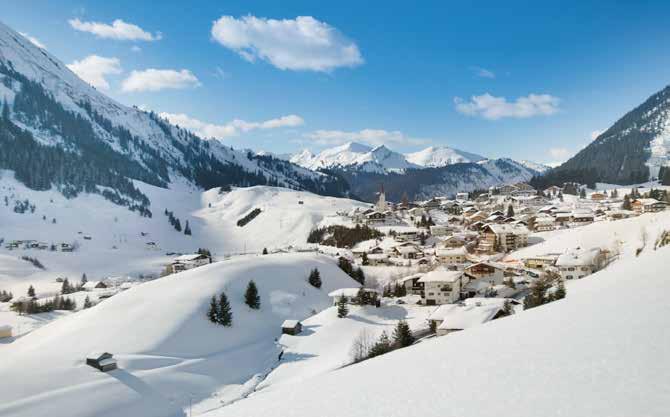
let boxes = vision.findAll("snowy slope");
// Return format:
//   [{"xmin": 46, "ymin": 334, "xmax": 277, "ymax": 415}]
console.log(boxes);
[
  {"xmin": 405, "ymin": 145, "xmax": 485, "ymax": 167},
  {"xmin": 0, "ymin": 171, "xmax": 366, "ymax": 299},
  {"xmin": 0, "ymin": 253, "xmax": 360, "ymax": 417},
  {"xmin": 207, "ymin": 245, "xmax": 670, "ymax": 417}
]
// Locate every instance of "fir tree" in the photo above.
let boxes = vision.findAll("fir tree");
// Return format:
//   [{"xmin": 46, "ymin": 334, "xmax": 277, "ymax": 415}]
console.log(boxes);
[
  {"xmin": 393, "ymin": 320, "xmax": 414, "ymax": 347},
  {"xmin": 337, "ymin": 257, "xmax": 354, "ymax": 276},
  {"xmin": 207, "ymin": 295, "xmax": 219, "ymax": 323},
  {"xmin": 352, "ymin": 267, "xmax": 365, "ymax": 286},
  {"xmin": 61, "ymin": 278, "xmax": 72, "ymax": 295},
  {"xmin": 262, "ymin": 247, "xmax": 268, "ymax": 255},
  {"xmin": 622, "ymin": 194, "xmax": 632, "ymax": 210},
  {"xmin": 1, "ymin": 98, "xmax": 9, "ymax": 120},
  {"xmin": 184, "ymin": 220, "xmax": 192, "ymax": 236},
  {"xmin": 361, "ymin": 252, "xmax": 369, "ymax": 266},
  {"xmin": 368, "ymin": 331, "xmax": 392, "ymax": 358},
  {"xmin": 83, "ymin": 295, "xmax": 93, "ymax": 309},
  {"xmin": 579, "ymin": 188, "xmax": 587, "ymax": 199},
  {"xmin": 81, "ymin": 273, "xmax": 88, "ymax": 286},
  {"xmin": 337, "ymin": 296, "xmax": 349, "ymax": 318},
  {"xmin": 174, "ymin": 218, "xmax": 182, "ymax": 232},
  {"xmin": 507, "ymin": 205, "xmax": 515, "ymax": 217},
  {"xmin": 244, "ymin": 280, "xmax": 260, "ymax": 309},
  {"xmin": 218, "ymin": 291, "xmax": 233, "ymax": 326},
  {"xmin": 308, "ymin": 268, "xmax": 322, "ymax": 289},
  {"xmin": 27, "ymin": 285, "xmax": 35, "ymax": 297}
]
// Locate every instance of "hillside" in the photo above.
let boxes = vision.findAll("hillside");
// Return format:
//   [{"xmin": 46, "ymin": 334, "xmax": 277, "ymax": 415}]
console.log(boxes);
[
  {"xmin": 0, "ymin": 253, "xmax": 360, "ymax": 417},
  {"xmin": 0, "ymin": 21, "xmax": 349, "ymax": 215},
  {"xmin": 535, "ymin": 85, "xmax": 670, "ymax": 188},
  {"xmin": 0, "ymin": 171, "xmax": 367, "ymax": 301},
  {"xmin": 405, "ymin": 145, "xmax": 485, "ymax": 167},
  {"xmin": 206, "ymin": 244, "xmax": 670, "ymax": 417}
]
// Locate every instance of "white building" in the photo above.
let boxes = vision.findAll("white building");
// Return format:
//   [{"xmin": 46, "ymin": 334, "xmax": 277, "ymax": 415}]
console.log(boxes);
[
  {"xmin": 375, "ymin": 185, "xmax": 389, "ymax": 212},
  {"xmin": 418, "ymin": 268, "xmax": 464, "ymax": 305},
  {"xmin": 435, "ymin": 246, "xmax": 468, "ymax": 265},
  {"xmin": 429, "ymin": 224, "xmax": 450, "ymax": 236},
  {"xmin": 0, "ymin": 325, "xmax": 12, "ymax": 339},
  {"xmin": 555, "ymin": 248, "xmax": 606, "ymax": 280},
  {"xmin": 170, "ymin": 253, "xmax": 211, "ymax": 273}
]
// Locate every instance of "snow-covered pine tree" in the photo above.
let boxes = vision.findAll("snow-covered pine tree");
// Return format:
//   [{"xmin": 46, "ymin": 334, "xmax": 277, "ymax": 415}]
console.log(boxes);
[
  {"xmin": 244, "ymin": 280, "xmax": 260, "ymax": 309},
  {"xmin": 218, "ymin": 292, "xmax": 233, "ymax": 327},
  {"xmin": 207, "ymin": 295, "xmax": 219, "ymax": 323},
  {"xmin": 83, "ymin": 295, "xmax": 93, "ymax": 309},
  {"xmin": 393, "ymin": 320, "xmax": 414, "ymax": 347},
  {"xmin": 27, "ymin": 285, "xmax": 35, "ymax": 297},
  {"xmin": 337, "ymin": 296, "xmax": 348, "ymax": 318},
  {"xmin": 308, "ymin": 268, "xmax": 322, "ymax": 289}
]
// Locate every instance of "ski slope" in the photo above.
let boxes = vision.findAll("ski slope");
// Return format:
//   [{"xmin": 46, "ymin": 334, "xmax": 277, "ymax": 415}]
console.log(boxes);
[
  {"xmin": 206, "ymin": 245, "xmax": 670, "ymax": 417},
  {"xmin": 0, "ymin": 253, "xmax": 359, "ymax": 417}
]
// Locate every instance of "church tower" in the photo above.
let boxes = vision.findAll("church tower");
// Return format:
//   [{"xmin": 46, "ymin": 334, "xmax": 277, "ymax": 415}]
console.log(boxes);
[{"xmin": 376, "ymin": 184, "xmax": 388, "ymax": 212}]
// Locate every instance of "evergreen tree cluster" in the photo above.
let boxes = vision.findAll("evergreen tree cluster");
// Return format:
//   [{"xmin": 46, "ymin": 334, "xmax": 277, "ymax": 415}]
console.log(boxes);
[
  {"xmin": 164, "ymin": 209, "xmax": 182, "ymax": 232},
  {"xmin": 11, "ymin": 295, "xmax": 76, "ymax": 315},
  {"xmin": 237, "ymin": 208, "xmax": 262, "ymax": 227},
  {"xmin": 0, "ymin": 290, "xmax": 13, "ymax": 302},
  {"xmin": 307, "ymin": 224, "xmax": 383, "ymax": 248},
  {"xmin": 20, "ymin": 256, "xmax": 45, "ymax": 270},
  {"xmin": 523, "ymin": 276, "xmax": 566, "ymax": 310},
  {"xmin": 382, "ymin": 282, "xmax": 407, "ymax": 298},
  {"xmin": 356, "ymin": 320, "xmax": 415, "ymax": 362},
  {"xmin": 207, "ymin": 291, "xmax": 233, "ymax": 327},
  {"xmin": 337, "ymin": 257, "xmax": 365, "ymax": 285},
  {"xmin": 416, "ymin": 215, "xmax": 435, "ymax": 229},
  {"xmin": 12, "ymin": 199, "xmax": 35, "ymax": 214}
]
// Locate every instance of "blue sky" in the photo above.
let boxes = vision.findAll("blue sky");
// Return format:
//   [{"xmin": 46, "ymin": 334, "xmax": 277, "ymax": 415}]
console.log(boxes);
[{"xmin": 5, "ymin": 0, "xmax": 670, "ymax": 164}]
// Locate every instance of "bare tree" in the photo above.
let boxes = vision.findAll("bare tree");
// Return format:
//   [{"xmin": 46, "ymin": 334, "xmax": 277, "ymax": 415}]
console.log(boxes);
[{"xmin": 350, "ymin": 329, "xmax": 375, "ymax": 363}]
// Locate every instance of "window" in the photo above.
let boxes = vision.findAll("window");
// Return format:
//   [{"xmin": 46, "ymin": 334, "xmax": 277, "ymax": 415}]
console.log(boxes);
[{"xmin": 566, "ymin": 275, "xmax": 573, "ymax": 279}]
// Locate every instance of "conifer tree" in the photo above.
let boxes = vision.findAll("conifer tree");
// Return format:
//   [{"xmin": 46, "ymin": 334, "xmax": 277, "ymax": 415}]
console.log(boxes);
[
  {"xmin": 361, "ymin": 252, "xmax": 369, "ymax": 266},
  {"xmin": 622, "ymin": 194, "xmax": 632, "ymax": 210},
  {"xmin": 207, "ymin": 295, "xmax": 219, "ymax": 323},
  {"xmin": 184, "ymin": 221, "xmax": 192, "ymax": 236},
  {"xmin": 262, "ymin": 247, "xmax": 268, "ymax": 255},
  {"xmin": 81, "ymin": 273, "xmax": 88, "ymax": 286},
  {"xmin": 244, "ymin": 280, "xmax": 260, "ymax": 309},
  {"xmin": 61, "ymin": 278, "xmax": 71, "ymax": 295},
  {"xmin": 368, "ymin": 331, "xmax": 392, "ymax": 358},
  {"xmin": 429, "ymin": 319, "xmax": 437, "ymax": 334},
  {"xmin": 337, "ymin": 296, "xmax": 349, "ymax": 318},
  {"xmin": 393, "ymin": 320, "xmax": 414, "ymax": 347},
  {"xmin": 507, "ymin": 204, "xmax": 515, "ymax": 217},
  {"xmin": 27, "ymin": 285, "xmax": 35, "ymax": 297},
  {"xmin": 308, "ymin": 268, "xmax": 322, "ymax": 289},
  {"xmin": 83, "ymin": 295, "xmax": 93, "ymax": 309},
  {"xmin": 218, "ymin": 291, "xmax": 233, "ymax": 326}
]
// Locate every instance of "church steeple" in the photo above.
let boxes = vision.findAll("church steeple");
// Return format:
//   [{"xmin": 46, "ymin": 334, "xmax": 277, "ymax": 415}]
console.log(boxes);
[{"xmin": 376, "ymin": 183, "xmax": 388, "ymax": 212}]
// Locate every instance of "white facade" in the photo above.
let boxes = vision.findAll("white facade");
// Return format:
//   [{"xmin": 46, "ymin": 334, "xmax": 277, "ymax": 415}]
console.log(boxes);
[{"xmin": 419, "ymin": 269, "xmax": 463, "ymax": 305}]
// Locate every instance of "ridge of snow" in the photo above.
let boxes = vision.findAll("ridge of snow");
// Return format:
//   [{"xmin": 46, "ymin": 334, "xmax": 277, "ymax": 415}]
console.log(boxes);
[{"xmin": 405, "ymin": 145, "xmax": 485, "ymax": 167}]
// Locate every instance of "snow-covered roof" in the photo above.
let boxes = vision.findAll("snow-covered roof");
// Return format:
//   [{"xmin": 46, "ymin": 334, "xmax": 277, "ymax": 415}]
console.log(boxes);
[
  {"xmin": 556, "ymin": 248, "xmax": 602, "ymax": 267},
  {"xmin": 399, "ymin": 273, "xmax": 424, "ymax": 283},
  {"xmin": 174, "ymin": 253, "xmax": 207, "ymax": 262},
  {"xmin": 485, "ymin": 224, "xmax": 529, "ymax": 235},
  {"xmin": 0, "ymin": 324, "xmax": 12, "ymax": 332},
  {"xmin": 328, "ymin": 288, "xmax": 379, "ymax": 297},
  {"xmin": 435, "ymin": 304, "xmax": 502, "ymax": 330},
  {"xmin": 436, "ymin": 246, "xmax": 467, "ymax": 256},
  {"xmin": 418, "ymin": 269, "xmax": 463, "ymax": 283},
  {"xmin": 281, "ymin": 320, "xmax": 301, "ymax": 328}
]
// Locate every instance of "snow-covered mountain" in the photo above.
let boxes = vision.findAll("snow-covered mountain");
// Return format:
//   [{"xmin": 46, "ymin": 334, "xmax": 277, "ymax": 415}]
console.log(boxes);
[
  {"xmin": 290, "ymin": 142, "xmax": 419, "ymax": 173},
  {"xmin": 0, "ymin": 21, "xmax": 349, "ymax": 214},
  {"xmin": 538, "ymin": 84, "xmax": 670, "ymax": 187},
  {"xmin": 518, "ymin": 160, "xmax": 551, "ymax": 174},
  {"xmin": 405, "ymin": 145, "xmax": 485, "ymax": 167}
]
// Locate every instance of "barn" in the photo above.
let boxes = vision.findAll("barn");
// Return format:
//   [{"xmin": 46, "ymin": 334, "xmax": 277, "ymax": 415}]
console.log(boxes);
[
  {"xmin": 281, "ymin": 320, "xmax": 303, "ymax": 335},
  {"xmin": 86, "ymin": 352, "xmax": 118, "ymax": 372}
]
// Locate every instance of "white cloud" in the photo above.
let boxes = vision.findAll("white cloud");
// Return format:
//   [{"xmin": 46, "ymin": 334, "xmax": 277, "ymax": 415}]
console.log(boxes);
[
  {"xmin": 590, "ymin": 129, "xmax": 604, "ymax": 140},
  {"xmin": 548, "ymin": 147, "xmax": 572, "ymax": 161},
  {"xmin": 131, "ymin": 45, "xmax": 142, "ymax": 53},
  {"xmin": 471, "ymin": 66, "xmax": 495, "ymax": 79},
  {"xmin": 305, "ymin": 129, "xmax": 428, "ymax": 147},
  {"xmin": 159, "ymin": 112, "xmax": 304, "ymax": 139},
  {"xmin": 69, "ymin": 18, "xmax": 161, "ymax": 41},
  {"xmin": 211, "ymin": 15, "xmax": 363, "ymax": 72},
  {"xmin": 67, "ymin": 55, "xmax": 122, "ymax": 90},
  {"xmin": 19, "ymin": 32, "xmax": 46, "ymax": 49},
  {"xmin": 454, "ymin": 93, "xmax": 560, "ymax": 120},
  {"xmin": 121, "ymin": 69, "xmax": 200, "ymax": 92}
]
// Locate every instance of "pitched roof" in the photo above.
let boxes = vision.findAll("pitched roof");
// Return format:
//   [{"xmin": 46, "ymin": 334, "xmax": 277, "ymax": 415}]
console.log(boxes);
[{"xmin": 418, "ymin": 269, "xmax": 463, "ymax": 283}]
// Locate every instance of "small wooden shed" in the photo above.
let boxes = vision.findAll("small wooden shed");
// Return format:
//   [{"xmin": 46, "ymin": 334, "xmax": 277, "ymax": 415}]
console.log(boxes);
[
  {"xmin": 281, "ymin": 320, "xmax": 303, "ymax": 335},
  {"xmin": 86, "ymin": 352, "xmax": 118, "ymax": 372}
]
